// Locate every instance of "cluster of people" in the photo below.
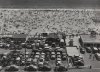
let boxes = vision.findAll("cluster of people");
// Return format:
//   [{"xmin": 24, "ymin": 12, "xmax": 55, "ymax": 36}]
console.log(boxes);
[{"xmin": 0, "ymin": 9, "xmax": 99, "ymax": 35}]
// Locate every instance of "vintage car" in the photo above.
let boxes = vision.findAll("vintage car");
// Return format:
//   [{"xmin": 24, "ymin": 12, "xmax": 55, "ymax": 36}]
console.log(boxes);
[
  {"xmin": 98, "ymin": 48, "xmax": 100, "ymax": 53},
  {"xmin": 71, "ymin": 56, "xmax": 84, "ymax": 66},
  {"xmin": 91, "ymin": 47, "xmax": 98, "ymax": 53},
  {"xmin": 54, "ymin": 65, "xmax": 67, "ymax": 71},
  {"xmin": 85, "ymin": 47, "xmax": 92, "ymax": 53},
  {"xmin": 80, "ymin": 47, "xmax": 85, "ymax": 54},
  {"xmin": 62, "ymin": 55, "xmax": 67, "ymax": 61},
  {"xmin": 24, "ymin": 65, "xmax": 38, "ymax": 71},
  {"xmin": 95, "ymin": 53, "xmax": 100, "ymax": 61},
  {"xmin": 51, "ymin": 55, "xmax": 56, "ymax": 60},
  {"xmin": 38, "ymin": 64, "xmax": 51, "ymax": 71},
  {"xmin": 5, "ymin": 65, "xmax": 19, "ymax": 71}
]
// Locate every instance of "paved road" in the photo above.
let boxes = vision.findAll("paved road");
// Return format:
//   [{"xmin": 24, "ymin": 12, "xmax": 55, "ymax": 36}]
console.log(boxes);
[{"xmin": 0, "ymin": 0, "xmax": 99, "ymax": 8}]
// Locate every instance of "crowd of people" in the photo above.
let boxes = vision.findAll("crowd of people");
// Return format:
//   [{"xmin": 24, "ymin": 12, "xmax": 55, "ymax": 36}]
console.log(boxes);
[{"xmin": 0, "ymin": 9, "xmax": 99, "ymax": 35}]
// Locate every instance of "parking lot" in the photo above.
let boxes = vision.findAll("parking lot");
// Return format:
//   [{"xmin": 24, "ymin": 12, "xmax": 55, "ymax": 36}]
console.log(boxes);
[{"xmin": 0, "ymin": 35, "xmax": 99, "ymax": 72}]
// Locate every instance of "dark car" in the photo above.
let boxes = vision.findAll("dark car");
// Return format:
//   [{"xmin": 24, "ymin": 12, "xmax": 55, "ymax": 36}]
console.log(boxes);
[
  {"xmin": 71, "ymin": 56, "xmax": 84, "ymax": 66},
  {"xmin": 80, "ymin": 47, "xmax": 85, "ymax": 54},
  {"xmin": 51, "ymin": 55, "xmax": 56, "ymax": 60},
  {"xmin": 54, "ymin": 65, "xmax": 68, "ymax": 71},
  {"xmin": 62, "ymin": 52, "xmax": 67, "ymax": 56},
  {"xmin": 38, "ymin": 65, "xmax": 51, "ymax": 71},
  {"xmin": 26, "ymin": 44, "xmax": 33, "ymax": 49},
  {"xmin": 0, "ymin": 43, "xmax": 9, "ymax": 49},
  {"xmin": 91, "ymin": 47, "xmax": 98, "ymax": 53},
  {"xmin": 5, "ymin": 65, "xmax": 19, "ymax": 71},
  {"xmin": 85, "ymin": 47, "xmax": 92, "ymax": 53},
  {"xmin": 95, "ymin": 53, "xmax": 100, "ymax": 61},
  {"xmin": 0, "ymin": 43, "xmax": 3, "ymax": 48},
  {"xmin": 62, "ymin": 55, "xmax": 67, "ymax": 61},
  {"xmin": 24, "ymin": 65, "xmax": 38, "ymax": 71},
  {"xmin": 98, "ymin": 48, "xmax": 100, "ymax": 53}
]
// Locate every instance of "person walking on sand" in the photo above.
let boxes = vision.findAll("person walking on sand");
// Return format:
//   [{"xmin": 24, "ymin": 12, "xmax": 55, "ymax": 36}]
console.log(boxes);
[
  {"xmin": 89, "ymin": 52, "xmax": 92, "ymax": 59},
  {"xmin": 93, "ymin": 53, "xmax": 95, "ymax": 61}
]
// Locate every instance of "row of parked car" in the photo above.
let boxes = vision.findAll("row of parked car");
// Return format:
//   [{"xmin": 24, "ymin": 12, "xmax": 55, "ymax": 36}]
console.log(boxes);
[
  {"xmin": 79, "ymin": 46, "xmax": 100, "ymax": 54},
  {"xmin": 79, "ymin": 46, "xmax": 100, "ymax": 61}
]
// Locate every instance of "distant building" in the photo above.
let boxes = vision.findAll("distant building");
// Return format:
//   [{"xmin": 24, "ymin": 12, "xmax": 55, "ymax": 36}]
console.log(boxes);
[
  {"xmin": 79, "ymin": 34, "xmax": 100, "ymax": 47},
  {"xmin": 12, "ymin": 34, "xmax": 28, "ymax": 44}
]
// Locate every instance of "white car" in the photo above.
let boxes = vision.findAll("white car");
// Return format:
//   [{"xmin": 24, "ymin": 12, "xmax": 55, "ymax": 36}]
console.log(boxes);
[
  {"xmin": 44, "ymin": 44, "xmax": 48, "ymax": 47},
  {"xmin": 41, "ymin": 52, "xmax": 45, "ymax": 55},
  {"xmin": 36, "ymin": 52, "xmax": 40, "ymax": 55},
  {"xmin": 56, "ymin": 58, "xmax": 62, "ymax": 61},
  {"xmin": 35, "ymin": 55, "xmax": 40, "ymax": 58},
  {"xmin": 56, "ymin": 60, "xmax": 62, "ymax": 66},
  {"xmin": 56, "ymin": 52, "xmax": 61, "ymax": 55},
  {"xmin": 40, "ymin": 55, "xmax": 45, "ymax": 58},
  {"xmin": 51, "ymin": 55, "xmax": 56, "ymax": 60},
  {"xmin": 0, "ymin": 66, "xmax": 2, "ymax": 70},
  {"xmin": 33, "ymin": 58, "xmax": 38, "ymax": 63},
  {"xmin": 95, "ymin": 53, "xmax": 100, "ymax": 61},
  {"xmin": 56, "ymin": 47, "xmax": 60, "ymax": 49},
  {"xmin": 56, "ymin": 55, "xmax": 61, "ymax": 58},
  {"xmin": 51, "ymin": 52, "xmax": 55, "ymax": 55},
  {"xmin": 38, "ymin": 62, "xmax": 44, "ymax": 67},
  {"xmin": 92, "ymin": 47, "xmax": 98, "ymax": 53},
  {"xmin": 39, "ymin": 58, "xmax": 45, "ymax": 62}
]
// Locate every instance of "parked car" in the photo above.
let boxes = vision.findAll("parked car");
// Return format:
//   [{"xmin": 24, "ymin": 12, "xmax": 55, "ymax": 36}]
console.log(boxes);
[
  {"xmin": 98, "ymin": 48, "xmax": 100, "ymax": 53},
  {"xmin": 80, "ymin": 47, "xmax": 85, "ymax": 54},
  {"xmin": 35, "ymin": 52, "xmax": 40, "ymax": 55},
  {"xmin": 51, "ymin": 52, "xmax": 56, "ymax": 55},
  {"xmin": 62, "ymin": 52, "xmax": 66, "ymax": 55},
  {"xmin": 40, "ymin": 55, "xmax": 45, "ymax": 59},
  {"xmin": 0, "ymin": 43, "xmax": 3, "ymax": 48},
  {"xmin": 95, "ymin": 53, "xmax": 100, "ymax": 61},
  {"xmin": 56, "ymin": 58, "xmax": 62, "ymax": 61},
  {"xmin": 38, "ymin": 65, "xmax": 51, "ymax": 71},
  {"xmin": 85, "ymin": 47, "xmax": 92, "ymax": 53},
  {"xmin": 62, "ymin": 55, "xmax": 67, "ymax": 61},
  {"xmin": 56, "ymin": 55, "xmax": 61, "ymax": 58},
  {"xmin": 38, "ymin": 62, "xmax": 44, "ymax": 67},
  {"xmin": 71, "ymin": 56, "xmax": 84, "ymax": 66},
  {"xmin": 54, "ymin": 65, "xmax": 67, "ymax": 71},
  {"xmin": 91, "ymin": 47, "xmax": 98, "ymax": 53},
  {"xmin": 56, "ymin": 60, "xmax": 62, "ymax": 66},
  {"xmin": 56, "ymin": 52, "xmax": 61, "ymax": 55},
  {"xmin": 5, "ymin": 65, "xmax": 19, "ymax": 71},
  {"xmin": 24, "ymin": 65, "xmax": 38, "ymax": 71},
  {"xmin": 51, "ymin": 55, "xmax": 56, "ymax": 60}
]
